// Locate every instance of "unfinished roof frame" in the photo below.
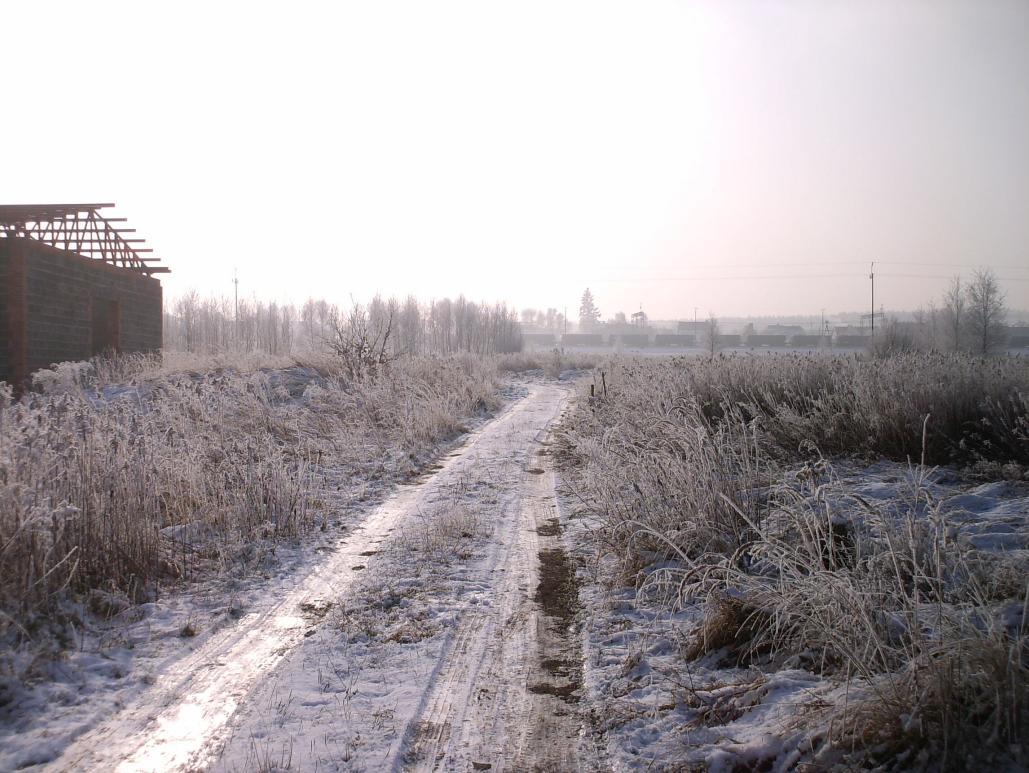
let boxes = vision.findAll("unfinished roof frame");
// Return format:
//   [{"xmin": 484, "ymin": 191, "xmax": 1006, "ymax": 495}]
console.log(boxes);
[{"xmin": 0, "ymin": 203, "xmax": 169, "ymax": 275}]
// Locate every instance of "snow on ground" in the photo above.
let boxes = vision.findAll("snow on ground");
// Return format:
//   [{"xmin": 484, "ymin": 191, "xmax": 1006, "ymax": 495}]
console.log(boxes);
[
  {"xmin": 208, "ymin": 382, "xmax": 578, "ymax": 771},
  {"xmin": 563, "ymin": 460, "xmax": 1029, "ymax": 771},
  {"xmin": 2, "ymin": 380, "xmax": 585, "ymax": 772},
  {"xmin": 0, "ymin": 378, "xmax": 521, "ymax": 772},
  {"xmin": 6, "ymin": 363, "xmax": 1024, "ymax": 772}
]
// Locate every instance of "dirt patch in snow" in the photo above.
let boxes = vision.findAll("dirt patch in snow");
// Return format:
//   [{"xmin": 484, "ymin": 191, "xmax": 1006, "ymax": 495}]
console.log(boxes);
[
  {"xmin": 536, "ymin": 517, "xmax": 563, "ymax": 537},
  {"xmin": 535, "ymin": 547, "xmax": 580, "ymax": 624}
]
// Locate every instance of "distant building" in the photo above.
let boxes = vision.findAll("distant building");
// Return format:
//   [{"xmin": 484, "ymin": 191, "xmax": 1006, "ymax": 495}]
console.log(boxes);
[
  {"xmin": 1007, "ymin": 325, "xmax": 1029, "ymax": 348},
  {"xmin": 1, "ymin": 204, "xmax": 167, "ymax": 388},
  {"xmin": 833, "ymin": 325, "xmax": 870, "ymax": 338},
  {"xmin": 616, "ymin": 333, "xmax": 649, "ymax": 347},
  {"xmin": 790, "ymin": 334, "xmax": 829, "ymax": 347},
  {"xmin": 522, "ymin": 332, "xmax": 557, "ymax": 348},
  {"xmin": 677, "ymin": 320, "xmax": 705, "ymax": 334},
  {"xmin": 561, "ymin": 333, "xmax": 604, "ymax": 347},
  {"xmin": 765, "ymin": 324, "xmax": 804, "ymax": 336},
  {"xmin": 654, "ymin": 334, "xmax": 696, "ymax": 347},
  {"xmin": 746, "ymin": 334, "xmax": 787, "ymax": 347}
]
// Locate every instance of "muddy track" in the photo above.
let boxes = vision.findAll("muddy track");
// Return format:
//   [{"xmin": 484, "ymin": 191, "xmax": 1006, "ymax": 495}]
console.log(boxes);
[
  {"xmin": 400, "ymin": 408, "xmax": 583, "ymax": 772},
  {"xmin": 49, "ymin": 382, "xmax": 587, "ymax": 772}
]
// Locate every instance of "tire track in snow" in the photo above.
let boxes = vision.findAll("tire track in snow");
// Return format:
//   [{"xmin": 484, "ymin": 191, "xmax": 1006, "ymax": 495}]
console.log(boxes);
[{"xmin": 397, "ymin": 384, "xmax": 585, "ymax": 772}]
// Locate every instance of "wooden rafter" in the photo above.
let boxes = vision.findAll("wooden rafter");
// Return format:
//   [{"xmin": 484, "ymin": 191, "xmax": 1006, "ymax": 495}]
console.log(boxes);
[{"xmin": 0, "ymin": 203, "xmax": 169, "ymax": 275}]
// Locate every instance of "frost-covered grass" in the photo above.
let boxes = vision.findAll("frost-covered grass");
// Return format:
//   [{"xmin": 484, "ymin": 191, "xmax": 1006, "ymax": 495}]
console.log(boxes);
[
  {"xmin": 558, "ymin": 352, "xmax": 1028, "ymax": 770},
  {"xmin": 497, "ymin": 349, "xmax": 605, "ymax": 379},
  {"xmin": 0, "ymin": 352, "xmax": 501, "ymax": 644},
  {"xmin": 584, "ymin": 351, "xmax": 1029, "ymax": 470}
]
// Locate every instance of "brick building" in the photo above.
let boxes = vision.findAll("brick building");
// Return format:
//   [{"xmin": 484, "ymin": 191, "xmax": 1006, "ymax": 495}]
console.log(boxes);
[{"xmin": 1, "ymin": 204, "xmax": 167, "ymax": 388}]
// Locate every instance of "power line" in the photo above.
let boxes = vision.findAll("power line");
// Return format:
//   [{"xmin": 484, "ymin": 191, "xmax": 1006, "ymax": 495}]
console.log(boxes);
[
  {"xmin": 616, "ymin": 260, "xmax": 1029, "ymax": 271},
  {"xmin": 590, "ymin": 273, "xmax": 866, "ymax": 282},
  {"xmin": 879, "ymin": 273, "xmax": 1029, "ymax": 282},
  {"xmin": 878, "ymin": 261, "xmax": 1029, "ymax": 271},
  {"xmin": 585, "ymin": 271, "xmax": 1029, "ymax": 283}
]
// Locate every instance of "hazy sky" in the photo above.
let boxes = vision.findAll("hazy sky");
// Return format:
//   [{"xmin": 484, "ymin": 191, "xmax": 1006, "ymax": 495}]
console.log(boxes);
[{"xmin": 2, "ymin": 1, "xmax": 1027, "ymax": 319}]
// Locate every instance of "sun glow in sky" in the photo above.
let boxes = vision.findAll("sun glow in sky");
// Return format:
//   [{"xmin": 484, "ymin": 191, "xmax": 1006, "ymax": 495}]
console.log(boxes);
[{"xmin": 2, "ymin": 1, "xmax": 1028, "ymax": 318}]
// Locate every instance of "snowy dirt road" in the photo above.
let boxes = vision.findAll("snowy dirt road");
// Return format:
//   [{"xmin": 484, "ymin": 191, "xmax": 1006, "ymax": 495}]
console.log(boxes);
[{"xmin": 49, "ymin": 382, "xmax": 590, "ymax": 772}]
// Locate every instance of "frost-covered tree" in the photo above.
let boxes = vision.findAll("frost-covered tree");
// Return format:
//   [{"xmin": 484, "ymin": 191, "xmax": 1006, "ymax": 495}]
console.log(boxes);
[
  {"xmin": 702, "ymin": 315, "xmax": 720, "ymax": 357},
  {"xmin": 941, "ymin": 276, "xmax": 966, "ymax": 351},
  {"xmin": 966, "ymin": 268, "xmax": 1006, "ymax": 354},
  {"xmin": 913, "ymin": 302, "xmax": 939, "ymax": 351},
  {"xmin": 397, "ymin": 295, "xmax": 424, "ymax": 354},
  {"xmin": 166, "ymin": 293, "xmax": 521, "ymax": 356},
  {"xmin": 579, "ymin": 288, "xmax": 600, "ymax": 330}
]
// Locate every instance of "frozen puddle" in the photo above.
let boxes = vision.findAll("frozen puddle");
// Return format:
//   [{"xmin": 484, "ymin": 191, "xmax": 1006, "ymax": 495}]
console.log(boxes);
[{"xmin": 53, "ymin": 382, "xmax": 580, "ymax": 772}]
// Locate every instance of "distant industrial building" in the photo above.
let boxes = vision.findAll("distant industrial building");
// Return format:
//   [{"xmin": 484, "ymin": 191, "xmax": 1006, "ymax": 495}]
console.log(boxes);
[
  {"xmin": 654, "ymin": 334, "xmax": 696, "ymax": 347},
  {"xmin": 522, "ymin": 332, "xmax": 557, "ymax": 347},
  {"xmin": 677, "ymin": 320, "xmax": 706, "ymax": 334},
  {"xmin": 1007, "ymin": 326, "xmax": 1029, "ymax": 348},
  {"xmin": 0, "ymin": 203, "xmax": 167, "ymax": 388},
  {"xmin": 790, "ymin": 334, "xmax": 830, "ymax": 347},
  {"xmin": 745, "ymin": 334, "xmax": 788, "ymax": 347},
  {"xmin": 561, "ymin": 333, "xmax": 604, "ymax": 347},
  {"xmin": 616, "ymin": 333, "xmax": 649, "ymax": 347}
]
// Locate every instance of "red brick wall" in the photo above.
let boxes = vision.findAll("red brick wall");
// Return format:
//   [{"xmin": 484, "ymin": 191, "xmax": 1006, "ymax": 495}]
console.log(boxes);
[{"xmin": 0, "ymin": 238, "xmax": 163, "ymax": 387}]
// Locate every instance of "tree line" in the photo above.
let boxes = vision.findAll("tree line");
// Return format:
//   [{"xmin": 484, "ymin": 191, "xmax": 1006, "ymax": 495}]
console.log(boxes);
[
  {"xmin": 902, "ymin": 268, "xmax": 1009, "ymax": 354},
  {"xmin": 163, "ymin": 293, "xmax": 523, "ymax": 357}
]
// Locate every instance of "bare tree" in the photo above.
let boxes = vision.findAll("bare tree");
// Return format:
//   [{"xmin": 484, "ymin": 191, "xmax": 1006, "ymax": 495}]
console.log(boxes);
[
  {"xmin": 397, "ymin": 295, "xmax": 424, "ymax": 355},
  {"xmin": 941, "ymin": 276, "xmax": 966, "ymax": 351},
  {"xmin": 913, "ymin": 301, "xmax": 939, "ymax": 351},
  {"xmin": 701, "ymin": 314, "xmax": 720, "ymax": 357},
  {"xmin": 966, "ymin": 268, "xmax": 1006, "ymax": 354}
]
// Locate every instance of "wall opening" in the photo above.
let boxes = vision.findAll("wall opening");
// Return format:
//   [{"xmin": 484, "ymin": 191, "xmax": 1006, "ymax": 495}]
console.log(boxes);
[{"xmin": 91, "ymin": 299, "xmax": 121, "ymax": 355}]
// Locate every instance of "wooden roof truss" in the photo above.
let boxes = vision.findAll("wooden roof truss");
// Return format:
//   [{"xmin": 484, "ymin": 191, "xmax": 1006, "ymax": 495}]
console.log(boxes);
[{"xmin": 0, "ymin": 203, "xmax": 168, "ymax": 275}]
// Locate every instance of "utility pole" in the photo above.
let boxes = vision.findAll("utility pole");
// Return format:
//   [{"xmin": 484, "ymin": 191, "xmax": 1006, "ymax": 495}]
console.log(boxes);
[
  {"xmin": 563, "ymin": 306, "xmax": 567, "ymax": 334},
  {"xmin": 233, "ymin": 269, "xmax": 239, "ymax": 347},
  {"xmin": 869, "ymin": 262, "xmax": 875, "ymax": 337},
  {"xmin": 694, "ymin": 306, "xmax": 698, "ymax": 329}
]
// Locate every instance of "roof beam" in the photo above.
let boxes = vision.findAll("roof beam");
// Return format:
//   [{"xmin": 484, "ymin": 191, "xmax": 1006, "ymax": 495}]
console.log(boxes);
[
  {"xmin": 47, "ymin": 238, "xmax": 147, "ymax": 243},
  {"xmin": 76, "ymin": 247, "xmax": 154, "ymax": 253},
  {"xmin": 0, "ymin": 203, "xmax": 114, "ymax": 211}
]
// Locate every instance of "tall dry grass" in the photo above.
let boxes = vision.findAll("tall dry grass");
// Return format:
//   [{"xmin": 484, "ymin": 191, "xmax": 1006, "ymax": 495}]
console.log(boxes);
[
  {"xmin": 557, "ymin": 352, "xmax": 1028, "ymax": 770},
  {"xmin": 496, "ymin": 349, "xmax": 605, "ymax": 379},
  {"xmin": 604, "ymin": 352, "xmax": 1029, "ymax": 468},
  {"xmin": 0, "ymin": 353, "xmax": 500, "ymax": 639}
]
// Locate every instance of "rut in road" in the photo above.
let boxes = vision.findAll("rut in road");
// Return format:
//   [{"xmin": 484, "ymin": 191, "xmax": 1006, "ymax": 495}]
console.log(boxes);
[{"xmin": 51, "ymin": 381, "xmax": 587, "ymax": 772}]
